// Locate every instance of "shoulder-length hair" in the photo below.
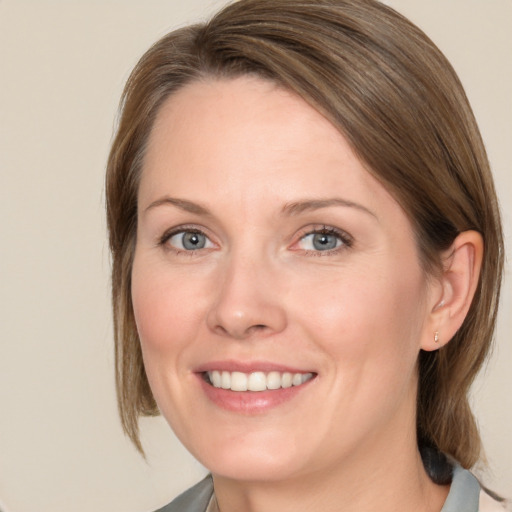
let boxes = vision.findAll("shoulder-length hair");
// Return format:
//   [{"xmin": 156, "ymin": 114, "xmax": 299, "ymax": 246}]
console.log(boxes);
[{"xmin": 106, "ymin": 0, "xmax": 504, "ymax": 467}]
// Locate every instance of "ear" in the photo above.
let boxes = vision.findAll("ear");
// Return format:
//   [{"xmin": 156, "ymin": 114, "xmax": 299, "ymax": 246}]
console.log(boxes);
[{"xmin": 421, "ymin": 230, "xmax": 483, "ymax": 351}]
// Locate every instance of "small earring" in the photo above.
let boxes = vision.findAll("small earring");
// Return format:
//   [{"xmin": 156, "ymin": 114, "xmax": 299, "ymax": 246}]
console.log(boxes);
[{"xmin": 434, "ymin": 331, "xmax": 440, "ymax": 343}]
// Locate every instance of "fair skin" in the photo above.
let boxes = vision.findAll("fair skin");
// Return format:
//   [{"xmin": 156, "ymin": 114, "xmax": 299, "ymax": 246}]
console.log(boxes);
[{"xmin": 132, "ymin": 76, "xmax": 482, "ymax": 512}]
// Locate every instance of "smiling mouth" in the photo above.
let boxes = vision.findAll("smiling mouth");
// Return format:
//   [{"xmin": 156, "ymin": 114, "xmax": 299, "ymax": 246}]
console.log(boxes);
[{"xmin": 204, "ymin": 370, "xmax": 315, "ymax": 392}]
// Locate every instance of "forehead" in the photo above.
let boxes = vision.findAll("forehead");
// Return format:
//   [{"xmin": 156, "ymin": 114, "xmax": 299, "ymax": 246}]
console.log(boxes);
[
  {"xmin": 145, "ymin": 76, "xmax": 347, "ymax": 170},
  {"xmin": 139, "ymin": 76, "xmax": 407, "ymax": 229}
]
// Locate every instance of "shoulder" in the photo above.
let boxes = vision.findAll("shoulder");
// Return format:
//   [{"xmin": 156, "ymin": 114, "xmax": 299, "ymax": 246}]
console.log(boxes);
[{"xmin": 153, "ymin": 475, "xmax": 214, "ymax": 512}]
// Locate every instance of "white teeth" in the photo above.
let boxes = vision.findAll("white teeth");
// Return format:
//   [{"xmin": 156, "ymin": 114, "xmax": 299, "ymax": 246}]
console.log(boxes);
[
  {"xmin": 247, "ymin": 371, "xmax": 267, "ymax": 391},
  {"xmin": 231, "ymin": 372, "xmax": 247, "ymax": 391},
  {"xmin": 292, "ymin": 373, "xmax": 303, "ymax": 386},
  {"xmin": 266, "ymin": 371, "xmax": 281, "ymax": 390},
  {"xmin": 281, "ymin": 372, "xmax": 293, "ymax": 388},
  {"xmin": 221, "ymin": 371, "xmax": 231, "ymax": 389},
  {"xmin": 211, "ymin": 370, "xmax": 222, "ymax": 388},
  {"xmin": 206, "ymin": 370, "xmax": 314, "ymax": 392}
]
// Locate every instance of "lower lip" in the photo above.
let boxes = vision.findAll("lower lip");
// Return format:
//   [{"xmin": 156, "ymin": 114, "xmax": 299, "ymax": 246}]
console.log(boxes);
[{"xmin": 197, "ymin": 374, "xmax": 315, "ymax": 413}]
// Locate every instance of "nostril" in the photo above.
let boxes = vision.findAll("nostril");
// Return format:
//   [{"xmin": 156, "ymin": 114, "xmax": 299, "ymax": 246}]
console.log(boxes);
[
  {"xmin": 213, "ymin": 325, "xmax": 229, "ymax": 337},
  {"xmin": 247, "ymin": 324, "xmax": 269, "ymax": 335},
  {"xmin": 212, "ymin": 322, "xmax": 270, "ymax": 340},
  {"xmin": 207, "ymin": 294, "xmax": 287, "ymax": 339}
]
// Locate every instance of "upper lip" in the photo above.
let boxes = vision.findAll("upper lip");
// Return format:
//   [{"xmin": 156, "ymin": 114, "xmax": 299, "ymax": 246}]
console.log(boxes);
[{"xmin": 194, "ymin": 360, "xmax": 315, "ymax": 374}]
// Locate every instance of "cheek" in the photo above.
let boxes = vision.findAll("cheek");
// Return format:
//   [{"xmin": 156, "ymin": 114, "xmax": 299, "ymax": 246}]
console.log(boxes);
[
  {"xmin": 292, "ymin": 259, "xmax": 428, "ymax": 373},
  {"xmin": 131, "ymin": 259, "xmax": 205, "ymax": 357}
]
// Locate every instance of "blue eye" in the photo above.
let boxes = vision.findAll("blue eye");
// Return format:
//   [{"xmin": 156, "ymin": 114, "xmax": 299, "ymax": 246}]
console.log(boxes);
[
  {"xmin": 297, "ymin": 229, "xmax": 349, "ymax": 252},
  {"xmin": 166, "ymin": 230, "xmax": 213, "ymax": 251}
]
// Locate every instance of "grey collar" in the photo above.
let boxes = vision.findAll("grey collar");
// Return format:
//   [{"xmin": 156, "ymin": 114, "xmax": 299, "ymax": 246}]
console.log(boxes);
[
  {"xmin": 153, "ymin": 475, "xmax": 214, "ymax": 512},
  {"xmin": 441, "ymin": 465, "xmax": 480, "ymax": 512}
]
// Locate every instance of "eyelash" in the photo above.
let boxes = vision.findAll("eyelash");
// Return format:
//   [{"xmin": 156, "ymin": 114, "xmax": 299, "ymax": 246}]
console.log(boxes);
[
  {"xmin": 158, "ymin": 225, "xmax": 353, "ymax": 255},
  {"xmin": 158, "ymin": 226, "xmax": 213, "ymax": 255},
  {"xmin": 294, "ymin": 225, "xmax": 353, "ymax": 256}
]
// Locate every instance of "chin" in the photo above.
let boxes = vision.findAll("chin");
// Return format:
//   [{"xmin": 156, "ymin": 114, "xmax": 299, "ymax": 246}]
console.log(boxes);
[
  {"xmin": 207, "ymin": 454, "xmax": 302, "ymax": 483},
  {"xmin": 183, "ymin": 428, "xmax": 306, "ymax": 482}
]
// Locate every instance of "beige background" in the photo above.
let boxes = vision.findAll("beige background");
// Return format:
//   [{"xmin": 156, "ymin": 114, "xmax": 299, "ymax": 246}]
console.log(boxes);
[{"xmin": 0, "ymin": 1, "xmax": 510, "ymax": 511}]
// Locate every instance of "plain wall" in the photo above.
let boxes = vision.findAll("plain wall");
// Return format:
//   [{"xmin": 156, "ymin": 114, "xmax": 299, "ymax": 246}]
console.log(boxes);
[{"xmin": 0, "ymin": 1, "xmax": 510, "ymax": 511}]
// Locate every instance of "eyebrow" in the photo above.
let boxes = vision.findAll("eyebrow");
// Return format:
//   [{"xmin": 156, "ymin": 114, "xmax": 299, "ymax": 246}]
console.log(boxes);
[
  {"xmin": 143, "ymin": 196, "xmax": 377, "ymax": 219},
  {"xmin": 282, "ymin": 198, "xmax": 377, "ymax": 219},
  {"xmin": 144, "ymin": 197, "xmax": 211, "ymax": 216}
]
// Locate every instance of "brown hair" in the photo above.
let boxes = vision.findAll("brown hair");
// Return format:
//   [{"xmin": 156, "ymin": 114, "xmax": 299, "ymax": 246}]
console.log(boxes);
[{"xmin": 106, "ymin": 0, "xmax": 504, "ymax": 467}]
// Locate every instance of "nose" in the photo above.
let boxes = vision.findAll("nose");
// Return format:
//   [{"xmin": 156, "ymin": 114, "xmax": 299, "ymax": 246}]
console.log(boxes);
[{"xmin": 206, "ymin": 253, "xmax": 287, "ymax": 340}]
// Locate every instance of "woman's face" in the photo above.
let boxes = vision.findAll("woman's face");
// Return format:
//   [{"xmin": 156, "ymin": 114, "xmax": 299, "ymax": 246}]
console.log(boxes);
[{"xmin": 132, "ymin": 77, "xmax": 439, "ymax": 482}]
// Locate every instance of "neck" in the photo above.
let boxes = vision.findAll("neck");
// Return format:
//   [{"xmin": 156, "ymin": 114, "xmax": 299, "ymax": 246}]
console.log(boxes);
[
  {"xmin": 213, "ymin": 445, "xmax": 448, "ymax": 512},
  {"xmin": 211, "ymin": 394, "xmax": 449, "ymax": 512}
]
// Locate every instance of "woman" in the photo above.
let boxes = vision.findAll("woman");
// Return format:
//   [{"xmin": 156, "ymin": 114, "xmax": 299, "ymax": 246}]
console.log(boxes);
[{"xmin": 106, "ymin": 0, "xmax": 506, "ymax": 511}]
